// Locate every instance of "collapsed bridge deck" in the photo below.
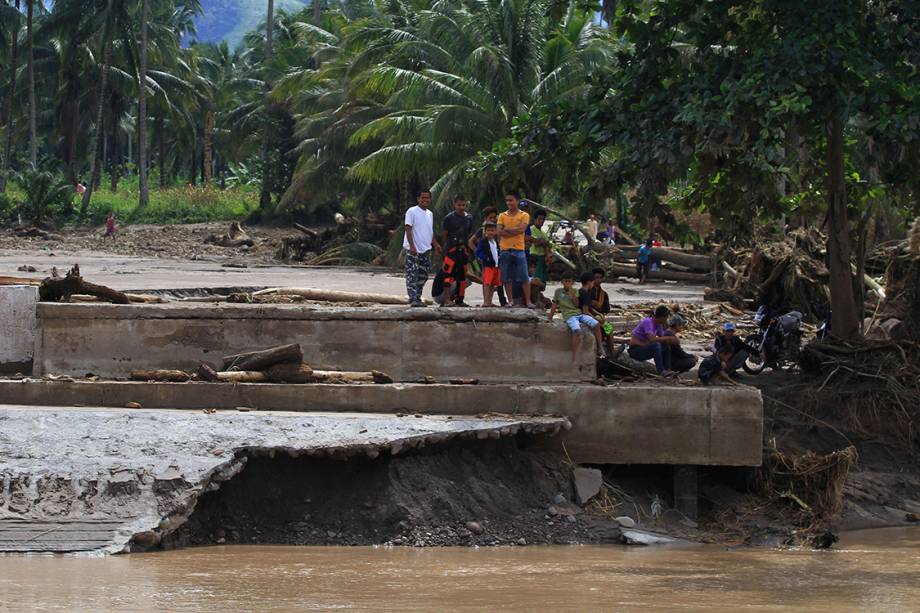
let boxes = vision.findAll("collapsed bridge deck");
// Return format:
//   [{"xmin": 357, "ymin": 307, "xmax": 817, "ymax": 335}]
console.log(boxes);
[{"xmin": 0, "ymin": 405, "xmax": 568, "ymax": 554}]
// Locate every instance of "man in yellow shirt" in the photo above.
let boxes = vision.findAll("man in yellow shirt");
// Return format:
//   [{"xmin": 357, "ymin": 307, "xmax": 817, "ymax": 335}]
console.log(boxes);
[{"xmin": 497, "ymin": 190, "xmax": 534, "ymax": 308}]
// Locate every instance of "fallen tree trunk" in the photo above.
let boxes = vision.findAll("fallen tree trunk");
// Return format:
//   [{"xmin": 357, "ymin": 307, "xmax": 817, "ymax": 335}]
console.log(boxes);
[
  {"xmin": 38, "ymin": 264, "xmax": 130, "ymax": 304},
  {"xmin": 252, "ymin": 287, "xmax": 409, "ymax": 305},
  {"xmin": 130, "ymin": 369, "xmax": 191, "ymax": 382},
  {"xmin": 69, "ymin": 293, "xmax": 164, "ymax": 303},
  {"xmin": 293, "ymin": 222, "xmax": 318, "ymax": 238},
  {"xmin": 0, "ymin": 276, "xmax": 42, "ymax": 286},
  {"xmin": 264, "ymin": 363, "xmax": 314, "ymax": 383},
  {"xmin": 616, "ymin": 245, "xmax": 712, "ymax": 271},
  {"xmin": 606, "ymin": 263, "xmax": 710, "ymax": 283},
  {"xmin": 221, "ymin": 343, "xmax": 303, "ymax": 371},
  {"xmin": 311, "ymin": 369, "xmax": 393, "ymax": 384},
  {"xmin": 211, "ymin": 370, "xmax": 269, "ymax": 383}
]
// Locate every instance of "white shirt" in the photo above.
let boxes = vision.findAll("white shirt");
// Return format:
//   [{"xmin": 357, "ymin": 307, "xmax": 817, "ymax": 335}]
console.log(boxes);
[
  {"xmin": 403, "ymin": 205, "xmax": 434, "ymax": 252},
  {"xmin": 488, "ymin": 238, "xmax": 498, "ymax": 265}
]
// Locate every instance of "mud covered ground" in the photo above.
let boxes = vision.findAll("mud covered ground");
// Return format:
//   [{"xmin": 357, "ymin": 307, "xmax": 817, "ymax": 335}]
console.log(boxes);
[{"xmin": 164, "ymin": 438, "xmax": 624, "ymax": 549}]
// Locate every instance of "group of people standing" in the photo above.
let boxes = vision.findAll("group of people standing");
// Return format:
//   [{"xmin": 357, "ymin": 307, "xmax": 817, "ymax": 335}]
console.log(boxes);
[{"xmin": 402, "ymin": 188, "xmax": 555, "ymax": 308}]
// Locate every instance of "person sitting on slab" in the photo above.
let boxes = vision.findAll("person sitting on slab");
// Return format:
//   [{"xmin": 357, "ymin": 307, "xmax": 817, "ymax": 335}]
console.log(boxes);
[
  {"xmin": 548, "ymin": 271, "xmax": 607, "ymax": 362},
  {"xmin": 663, "ymin": 314, "xmax": 698, "ymax": 373},
  {"xmin": 699, "ymin": 345, "xmax": 738, "ymax": 386},
  {"xmin": 627, "ymin": 305, "xmax": 679, "ymax": 375},
  {"xmin": 713, "ymin": 322, "xmax": 749, "ymax": 376}
]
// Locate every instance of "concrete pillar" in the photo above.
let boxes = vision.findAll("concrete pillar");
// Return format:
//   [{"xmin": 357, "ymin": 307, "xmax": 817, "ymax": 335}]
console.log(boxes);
[
  {"xmin": 0, "ymin": 285, "xmax": 39, "ymax": 374},
  {"xmin": 673, "ymin": 465, "xmax": 698, "ymax": 521}
]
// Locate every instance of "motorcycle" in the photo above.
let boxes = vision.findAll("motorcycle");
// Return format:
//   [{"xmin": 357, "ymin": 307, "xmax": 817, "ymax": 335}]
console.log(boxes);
[{"xmin": 742, "ymin": 306, "xmax": 804, "ymax": 374}]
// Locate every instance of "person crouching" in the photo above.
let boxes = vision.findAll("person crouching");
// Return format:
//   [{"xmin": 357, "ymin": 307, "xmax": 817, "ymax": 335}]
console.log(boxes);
[{"xmin": 548, "ymin": 271, "xmax": 607, "ymax": 362}]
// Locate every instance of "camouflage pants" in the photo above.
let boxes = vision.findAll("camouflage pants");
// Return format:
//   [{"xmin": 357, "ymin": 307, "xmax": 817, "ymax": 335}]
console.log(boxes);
[{"xmin": 405, "ymin": 250, "xmax": 431, "ymax": 303}]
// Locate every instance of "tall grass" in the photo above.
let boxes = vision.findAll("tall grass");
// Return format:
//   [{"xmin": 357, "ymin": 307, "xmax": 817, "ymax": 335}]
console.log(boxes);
[{"xmin": 4, "ymin": 174, "xmax": 259, "ymax": 226}]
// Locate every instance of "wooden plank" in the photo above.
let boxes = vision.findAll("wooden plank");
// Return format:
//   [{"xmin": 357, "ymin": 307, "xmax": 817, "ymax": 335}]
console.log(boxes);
[{"xmin": 0, "ymin": 542, "xmax": 108, "ymax": 552}]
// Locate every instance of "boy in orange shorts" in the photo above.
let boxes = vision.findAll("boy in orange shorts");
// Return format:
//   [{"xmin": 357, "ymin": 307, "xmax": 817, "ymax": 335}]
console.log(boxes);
[{"xmin": 476, "ymin": 221, "xmax": 502, "ymax": 307}]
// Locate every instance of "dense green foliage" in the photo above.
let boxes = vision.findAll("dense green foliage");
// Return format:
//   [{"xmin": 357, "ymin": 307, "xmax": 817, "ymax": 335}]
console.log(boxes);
[{"xmin": 2, "ymin": 0, "xmax": 919, "ymax": 334}]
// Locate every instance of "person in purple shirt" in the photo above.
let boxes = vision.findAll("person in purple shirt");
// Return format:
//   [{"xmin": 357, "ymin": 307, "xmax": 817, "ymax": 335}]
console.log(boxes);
[{"xmin": 628, "ymin": 305, "xmax": 680, "ymax": 375}]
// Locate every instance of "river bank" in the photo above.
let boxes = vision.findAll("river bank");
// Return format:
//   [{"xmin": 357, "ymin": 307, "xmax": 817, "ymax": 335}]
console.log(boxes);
[{"xmin": 2, "ymin": 528, "xmax": 918, "ymax": 610}]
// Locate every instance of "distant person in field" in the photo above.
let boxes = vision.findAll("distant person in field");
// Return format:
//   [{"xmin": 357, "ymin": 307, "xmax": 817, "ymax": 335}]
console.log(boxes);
[
  {"xmin": 74, "ymin": 181, "xmax": 86, "ymax": 197},
  {"xmin": 403, "ymin": 190, "xmax": 441, "ymax": 307},
  {"xmin": 498, "ymin": 190, "xmax": 534, "ymax": 308},
  {"xmin": 637, "ymin": 239, "xmax": 653, "ymax": 283},
  {"xmin": 585, "ymin": 213, "xmax": 599, "ymax": 243},
  {"xmin": 548, "ymin": 271, "xmax": 606, "ymax": 362},
  {"xmin": 103, "ymin": 213, "xmax": 117, "ymax": 242}
]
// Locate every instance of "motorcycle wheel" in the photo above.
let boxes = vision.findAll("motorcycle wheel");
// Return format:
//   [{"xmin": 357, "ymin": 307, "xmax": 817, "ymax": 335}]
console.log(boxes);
[{"xmin": 742, "ymin": 334, "xmax": 767, "ymax": 374}]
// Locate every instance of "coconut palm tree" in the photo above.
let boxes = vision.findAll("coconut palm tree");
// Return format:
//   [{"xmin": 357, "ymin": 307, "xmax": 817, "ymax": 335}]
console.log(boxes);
[
  {"xmin": 0, "ymin": 0, "xmax": 22, "ymax": 192},
  {"xmin": 138, "ymin": 0, "xmax": 149, "ymax": 205}
]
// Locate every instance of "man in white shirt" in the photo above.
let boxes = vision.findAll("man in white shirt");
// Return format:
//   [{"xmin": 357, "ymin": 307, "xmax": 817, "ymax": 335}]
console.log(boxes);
[{"xmin": 403, "ymin": 190, "xmax": 441, "ymax": 307}]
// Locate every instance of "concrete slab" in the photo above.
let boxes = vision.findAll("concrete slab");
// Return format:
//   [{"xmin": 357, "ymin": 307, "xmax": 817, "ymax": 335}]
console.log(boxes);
[
  {"xmin": 32, "ymin": 303, "xmax": 597, "ymax": 382},
  {"xmin": 0, "ymin": 285, "xmax": 38, "ymax": 373},
  {"xmin": 0, "ymin": 405, "xmax": 567, "ymax": 554},
  {"xmin": 0, "ymin": 380, "xmax": 764, "ymax": 466}
]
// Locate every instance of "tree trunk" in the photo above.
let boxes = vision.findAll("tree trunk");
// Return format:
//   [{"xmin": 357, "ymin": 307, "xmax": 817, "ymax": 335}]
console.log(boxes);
[
  {"xmin": 109, "ymin": 112, "xmax": 119, "ymax": 192},
  {"xmin": 0, "ymin": 0, "xmax": 20, "ymax": 192},
  {"xmin": 157, "ymin": 115, "xmax": 166, "ymax": 188},
  {"xmin": 615, "ymin": 245, "xmax": 712, "ymax": 271},
  {"xmin": 203, "ymin": 110, "xmax": 213, "ymax": 183},
  {"xmin": 189, "ymin": 127, "xmax": 197, "ymax": 186},
  {"xmin": 138, "ymin": 0, "xmax": 149, "ymax": 207},
  {"xmin": 313, "ymin": 0, "xmax": 321, "ymax": 23},
  {"xmin": 62, "ymin": 73, "xmax": 80, "ymax": 184},
  {"xmin": 259, "ymin": 0, "xmax": 275, "ymax": 210},
  {"xmin": 130, "ymin": 369, "xmax": 191, "ymax": 382},
  {"xmin": 26, "ymin": 0, "xmax": 36, "ymax": 169},
  {"xmin": 80, "ymin": 25, "xmax": 113, "ymax": 218},
  {"xmin": 825, "ymin": 116, "xmax": 860, "ymax": 339},
  {"xmin": 606, "ymin": 262, "xmax": 710, "ymax": 283},
  {"xmin": 221, "ymin": 343, "xmax": 303, "ymax": 371}
]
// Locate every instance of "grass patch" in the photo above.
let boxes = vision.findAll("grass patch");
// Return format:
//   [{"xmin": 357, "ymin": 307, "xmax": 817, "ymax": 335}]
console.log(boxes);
[{"xmin": 3, "ymin": 175, "xmax": 259, "ymax": 226}]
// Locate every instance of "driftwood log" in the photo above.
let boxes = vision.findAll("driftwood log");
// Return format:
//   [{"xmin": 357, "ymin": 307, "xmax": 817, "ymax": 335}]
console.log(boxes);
[
  {"xmin": 196, "ymin": 362, "xmax": 392, "ymax": 384},
  {"xmin": 264, "ymin": 363, "xmax": 314, "ymax": 383},
  {"xmin": 38, "ymin": 264, "xmax": 130, "ymax": 304},
  {"xmin": 252, "ymin": 287, "xmax": 410, "ymax": 305},
  {"xmin": 606, "ymin": 263, "xmax": 710, "ymax": 283},
  {"xmin": 130, "ymin": 369, "xmax": 191, "ymax": 382},
  {"xmin": 615, "ymin": 245, "xmax": 712, "ymax": 272},
  {"xmin": 206, "ymin": 221, "xmax": 254, "ymax": 247},
  {"xmin": 221, "ymin": 343, "xmax": 303, "ymax": 371},
  {"xmin": 311, "ymin": 370, "xmax": 394, "ymax": 384},
  {"xmin": 0, "ymin": 276, "xmax": 42, "ymax": 286}
]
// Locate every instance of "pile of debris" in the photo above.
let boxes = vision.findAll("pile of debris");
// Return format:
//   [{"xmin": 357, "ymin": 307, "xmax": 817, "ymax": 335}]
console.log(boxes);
[
  {"xmin": 129, "ymin": 343, "xmax": 393, "ymax": 385},
  {"xmin": 276, "ymin": 213, "xmax": 393, "ymax": 266},
  {"xmin": 866, "ymin": 217, "xmax": 920, "ymax": 342},
  {"xmin": 704, "ymin": 227, "xmax": 831, "ymax": 320},
  {"xmin": 37, "ymin": 264, "xmax": 162, "ymax": 303},
  {"xmin": 205, "ymin": 221, "xmax": 254, "ymax": 248}
]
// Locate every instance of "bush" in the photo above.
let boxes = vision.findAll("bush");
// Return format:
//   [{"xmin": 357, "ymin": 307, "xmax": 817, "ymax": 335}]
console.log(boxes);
[{"xmin": 14, "ymin": 168, "xmax": 74, "ymax": 224}]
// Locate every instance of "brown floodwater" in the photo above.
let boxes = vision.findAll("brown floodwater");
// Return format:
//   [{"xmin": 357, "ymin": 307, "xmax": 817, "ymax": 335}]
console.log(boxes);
[{"xmin": 1, "ymin": 528, "xmax": 918, "ymax": 611}]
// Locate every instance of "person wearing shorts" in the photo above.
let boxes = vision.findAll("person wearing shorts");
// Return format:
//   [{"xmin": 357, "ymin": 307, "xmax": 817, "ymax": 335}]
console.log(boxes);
[
  {"xmin": 497, "ymin": 190, "xmax": 534, "ymax": 308},
  {"xmin": 548, "ymin": 271, "xmax": 606, "ymax": 362},
  {"xmin": 476, "ymin": 221, "xmax": 502, "ymax": 307}
]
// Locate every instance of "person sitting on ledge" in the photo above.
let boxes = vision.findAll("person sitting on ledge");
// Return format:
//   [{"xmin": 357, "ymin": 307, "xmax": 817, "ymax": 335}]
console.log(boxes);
[
  {"xmin": 662, "ymin": 314, "xmax": 698, "ymax": 374},
  {"xmin": 548, "ymin": 271, "xmax": 607, "ymax": 362},
  {"xmin": 627, "ymin": 305, "xmax": 678, "ymax": 375},
  {"xmin": 699, "ymin": 345, "xmax": 738, "ymax": 386}
]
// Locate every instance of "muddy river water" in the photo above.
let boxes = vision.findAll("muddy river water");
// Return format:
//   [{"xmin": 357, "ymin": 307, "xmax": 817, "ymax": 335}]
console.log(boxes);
[{"xmin": 1, "ymin": 527, "xmax": 918, "ymax": 611}]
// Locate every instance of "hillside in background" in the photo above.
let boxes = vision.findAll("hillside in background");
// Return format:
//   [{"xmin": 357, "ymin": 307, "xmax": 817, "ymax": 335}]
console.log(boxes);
[{"xmin": 193, "ymin": 0, "xmax": 309, "ymax": 47}]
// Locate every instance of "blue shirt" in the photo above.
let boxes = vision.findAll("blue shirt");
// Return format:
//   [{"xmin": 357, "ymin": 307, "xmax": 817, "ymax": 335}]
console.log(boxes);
[{"xmin": 638, "ymin": 245, "xmax": 652, "ymax": 263}]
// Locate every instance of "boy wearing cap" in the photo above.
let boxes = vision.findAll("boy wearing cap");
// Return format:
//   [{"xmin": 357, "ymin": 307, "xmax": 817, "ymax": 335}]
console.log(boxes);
[{"xmin": 713, "ymin": 322, "xmax": 749, "ymax": 376}]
